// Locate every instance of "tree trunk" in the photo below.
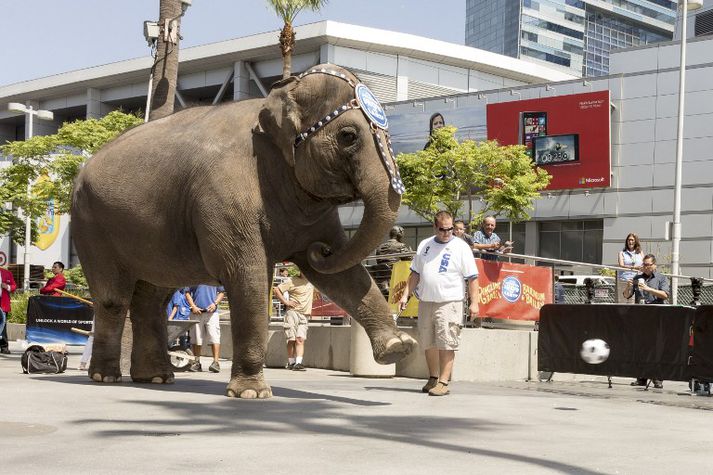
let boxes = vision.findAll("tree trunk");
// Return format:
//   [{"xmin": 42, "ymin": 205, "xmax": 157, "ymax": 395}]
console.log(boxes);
[
  {"xmin": 148, "ymin": 0, "xmax": 184, "ymax": 121},
  {"xmin": 280, "ymin": 22, "xmax": 295, "ymax": 79}
]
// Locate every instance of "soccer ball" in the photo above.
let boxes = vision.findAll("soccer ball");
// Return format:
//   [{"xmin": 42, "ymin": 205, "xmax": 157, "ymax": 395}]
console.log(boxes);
[{"xmin": 580, "ymin": 338, "xmax": 610, "ymax": 364}]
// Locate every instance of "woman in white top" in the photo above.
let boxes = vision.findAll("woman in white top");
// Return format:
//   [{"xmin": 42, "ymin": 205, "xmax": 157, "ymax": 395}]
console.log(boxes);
[{"xmin": 617, "ymin": 233, "xmax": 644, "ymax": 303}]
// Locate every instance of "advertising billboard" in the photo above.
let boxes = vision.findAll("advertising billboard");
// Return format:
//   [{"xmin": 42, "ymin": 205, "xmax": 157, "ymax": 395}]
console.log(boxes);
[{"xmin": 487, "ymin": 91, "xmax": 611, "ymax": 190}]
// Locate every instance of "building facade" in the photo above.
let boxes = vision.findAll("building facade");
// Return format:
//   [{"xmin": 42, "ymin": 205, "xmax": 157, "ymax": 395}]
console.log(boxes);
[
  {"xmin": 0, "ymin": 21, "xmax": 574, "ymax": 269},
  {"xmin": 2, "ymin": 20, "xmax": 711, "ymax": 280},
  {"xmin": 378, "ymin": 34, "xmax": 713, "ymax": 278},
  {"xmin": 465, "ymin": 0, "xmax": 677, "ymax": 77}
]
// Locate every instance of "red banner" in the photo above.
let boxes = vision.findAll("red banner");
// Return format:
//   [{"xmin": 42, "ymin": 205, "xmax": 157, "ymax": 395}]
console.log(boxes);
[
  {"xmin": 486, "ymin": 91, "xmax": 611, "ymax": 191},
  {"xmin": 476, "ymin": 260, "xmax": 553, "ymax": 321}
]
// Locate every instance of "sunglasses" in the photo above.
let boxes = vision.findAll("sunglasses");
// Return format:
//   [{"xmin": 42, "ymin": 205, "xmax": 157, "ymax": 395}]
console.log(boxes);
[{"xmin": 437, "ymin": 227, "xmax": 454, "ymax": 232}]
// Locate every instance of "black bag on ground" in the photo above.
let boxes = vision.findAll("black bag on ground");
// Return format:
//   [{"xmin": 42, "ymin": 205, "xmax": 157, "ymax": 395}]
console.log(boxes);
[{"xmin": 21, "ymin": 345, "xmax": 68, "ymax": 374}]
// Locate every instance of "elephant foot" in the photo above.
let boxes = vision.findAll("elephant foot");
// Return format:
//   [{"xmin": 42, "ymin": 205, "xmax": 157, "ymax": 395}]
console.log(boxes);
[
  {"xmin": 89, "ymin": 368, "xmax": 122, "ymax": 383},
  {"xmin": 131, "ymin": 372, "xmax": 175, "ymax": 384},
  {"xmin": 226, "ymin": 373, "xmax": 273, "ymax": 399},
  {"xmin": 374, "ymin": 331, "xmax": 417, "ymax": 365}
]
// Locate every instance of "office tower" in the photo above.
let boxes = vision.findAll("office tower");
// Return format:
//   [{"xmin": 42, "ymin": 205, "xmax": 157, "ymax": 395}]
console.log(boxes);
[{"xmin": 465, "ymin": 0, "xmax": 678, "ymax": 77}]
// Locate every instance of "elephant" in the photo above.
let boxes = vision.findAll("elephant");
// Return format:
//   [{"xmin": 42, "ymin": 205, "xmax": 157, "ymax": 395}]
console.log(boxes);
[{"xmin": 71, "ymin": 64, "xmax": 417, "ymax": 398}]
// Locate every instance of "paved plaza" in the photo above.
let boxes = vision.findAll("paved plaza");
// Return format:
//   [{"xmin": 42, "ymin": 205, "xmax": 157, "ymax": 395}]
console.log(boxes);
[{"xmin": 1, "ymin": 341, "xmax": 711, "ymax": 474}]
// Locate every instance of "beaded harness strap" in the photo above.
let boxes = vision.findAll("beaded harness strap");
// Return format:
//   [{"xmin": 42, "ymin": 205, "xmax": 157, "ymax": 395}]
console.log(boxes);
[{"xmin": 293, "ymin": 68, "xmax": 405, "ymax": 195}]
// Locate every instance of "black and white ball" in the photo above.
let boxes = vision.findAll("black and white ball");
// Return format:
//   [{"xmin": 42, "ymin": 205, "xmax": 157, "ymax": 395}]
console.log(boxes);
[{"xmin": 580, "ymin": 338, "xmax": 610, "ymax": 364}]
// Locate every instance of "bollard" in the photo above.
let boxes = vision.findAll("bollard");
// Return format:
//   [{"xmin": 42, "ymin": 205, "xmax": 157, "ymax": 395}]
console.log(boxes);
[{"xmin": 349, "ymin": 321, "xmax": 395, "ymax": 377}]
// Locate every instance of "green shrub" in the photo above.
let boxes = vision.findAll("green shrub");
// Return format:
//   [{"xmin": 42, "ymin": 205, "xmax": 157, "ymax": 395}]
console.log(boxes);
[{"xmin": 7, "ymin": 291, "xmax": 38, "ymax": 324}]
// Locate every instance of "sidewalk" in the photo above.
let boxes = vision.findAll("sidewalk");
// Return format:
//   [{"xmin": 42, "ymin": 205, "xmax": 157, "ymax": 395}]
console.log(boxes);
[{"xmin": 1, "ymin": 340, "xmax": 711, "ymax": 474}]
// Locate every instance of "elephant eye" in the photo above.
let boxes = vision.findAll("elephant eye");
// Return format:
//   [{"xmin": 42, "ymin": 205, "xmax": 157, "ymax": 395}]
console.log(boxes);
[{"xmin": 337, "ymin": 127, "xmax": 359, "ymax": 149}]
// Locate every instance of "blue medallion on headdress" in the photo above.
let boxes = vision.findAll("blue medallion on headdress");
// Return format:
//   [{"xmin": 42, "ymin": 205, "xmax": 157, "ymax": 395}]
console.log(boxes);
[{"xmin": 355, "ymin": 83, "xmax": 388, "ymax": 130}]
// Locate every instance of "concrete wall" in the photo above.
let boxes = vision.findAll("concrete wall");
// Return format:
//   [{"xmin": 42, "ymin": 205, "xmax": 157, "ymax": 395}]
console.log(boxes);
[
  {"xmin": 218, "ymin": 323, "xmax": 537, "ymax": 382},
  {"xmin": 8, "ymin": 321, "xmax": 590, "ymax": 382}
]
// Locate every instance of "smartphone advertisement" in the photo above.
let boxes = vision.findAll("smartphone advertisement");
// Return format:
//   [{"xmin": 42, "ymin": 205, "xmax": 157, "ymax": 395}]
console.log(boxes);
[
  {"xmin": 521, "ymin": 111, "xmax": 547, "ymax": 158},
  {"xmin": 487, "ymin": 91, "xmax": 611, "ymax": 190}
]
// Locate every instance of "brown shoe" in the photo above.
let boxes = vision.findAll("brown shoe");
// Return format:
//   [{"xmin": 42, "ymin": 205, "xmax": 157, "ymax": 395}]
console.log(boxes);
[
  {"xmin": 421, "ymin": 376, "xmax": 438, "ymax": 393},
  {"xmin": 428, "ymin": 381, "xmax": 450, "ymax": 396}
]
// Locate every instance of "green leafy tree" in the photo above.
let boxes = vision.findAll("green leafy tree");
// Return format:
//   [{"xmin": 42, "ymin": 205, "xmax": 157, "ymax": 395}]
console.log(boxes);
[
  {"xmin": 0, "ymin": 111, "xmax": 143, "ymax": 243},
  {"xmin": 397, "ymin": 126, "xmax": 551, "ymax": 227},
  {"xmin": 266, "ymin": 0, "xmax": 328, "ymax": 79}
]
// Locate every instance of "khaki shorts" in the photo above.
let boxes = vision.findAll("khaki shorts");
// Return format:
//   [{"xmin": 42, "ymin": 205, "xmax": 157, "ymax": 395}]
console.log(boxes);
[
  {"xmin": 190, "ymin": 312, "xmax": 221, "ymax": 345},
  {"xmin": 284, "ymin": 310, "xmax": 309, "ymax": 342},
  {"xmin": 418, "ymin": 300, "xmax": 463, "ymax": 351}
]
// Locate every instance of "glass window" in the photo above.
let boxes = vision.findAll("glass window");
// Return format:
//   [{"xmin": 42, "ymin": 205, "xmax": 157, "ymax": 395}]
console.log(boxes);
[{"xmin": 538, "ymin": 220, "xmax": 603, "ymax": 264}]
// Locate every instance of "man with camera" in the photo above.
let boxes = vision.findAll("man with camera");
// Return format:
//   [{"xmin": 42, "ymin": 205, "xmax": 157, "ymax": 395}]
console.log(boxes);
[{"xmin": 623, "ymin": 254, "xmax": 670, "ymax": 389}]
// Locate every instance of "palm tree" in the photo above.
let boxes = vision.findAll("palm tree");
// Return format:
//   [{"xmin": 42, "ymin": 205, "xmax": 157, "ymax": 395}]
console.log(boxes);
[
  {"xmin": 266, "ymin": 0, "xmax": 328, "ymax": 79},
  {"xmin": 148, "ymin": 0, "xmax": 188, "ymax": 121}
]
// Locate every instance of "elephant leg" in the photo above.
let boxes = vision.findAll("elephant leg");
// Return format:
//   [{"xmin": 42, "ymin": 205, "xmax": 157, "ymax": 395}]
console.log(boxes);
[
  {"xmin": 85, "ymin": 272, "xmax": 134, "ymax": 383},
  {"xmin": 224, "ymin": 264, "xmax": 273, "ymax": 399},
  {"xmin": 128, "ymin": 281, "xmax": 174, "ymax": 384},
  {"xmin": 293, "ymin": 256, "xmax": 416, "ymax": 365}
]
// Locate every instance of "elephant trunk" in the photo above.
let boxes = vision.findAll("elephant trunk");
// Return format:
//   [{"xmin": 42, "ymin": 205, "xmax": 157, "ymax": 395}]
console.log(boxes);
[{"xmin": 307, "ymin": 181, "xmax": 400, "ymax": 275}]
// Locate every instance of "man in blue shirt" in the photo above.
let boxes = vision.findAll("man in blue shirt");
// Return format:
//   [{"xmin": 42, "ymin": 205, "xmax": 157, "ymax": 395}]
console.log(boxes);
[
  {"xmin": 185, "ymin": 285, "xmax": 225, "ymax": 373},
  {"xmin": 167, "ymin": 289, "xmax": 191, "ymax": 321},
  {"xmin": 472, "ymin": 216, "xmax": 513, "ymax": 261}
]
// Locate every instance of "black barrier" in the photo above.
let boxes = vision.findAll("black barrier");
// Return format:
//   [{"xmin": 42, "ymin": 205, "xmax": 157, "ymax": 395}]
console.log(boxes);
[
  {"xmin": 538, "ymin": 304, "xmax": 695, "ymax": 381},
  {"xmin": 690, "ymin": 306, "xmax": 713, "ymax": 381},
  {"xmin": 26, "ymin": 296, "xmax": 94, "ymax": 344}
]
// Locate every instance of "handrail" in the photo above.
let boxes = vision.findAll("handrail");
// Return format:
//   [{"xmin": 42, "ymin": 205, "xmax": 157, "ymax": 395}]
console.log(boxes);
[{"xmin": 361, "ymin": 249, "xmax": 713, "ymax": 284}]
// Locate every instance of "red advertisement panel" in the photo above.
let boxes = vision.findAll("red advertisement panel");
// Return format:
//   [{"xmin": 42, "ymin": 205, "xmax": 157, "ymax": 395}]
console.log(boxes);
[
  {"xmin": 476, "ymin": 260, "xmax": 553, "ymax": 321},
  {"xmin": 486, "ymin": 91, "xmax": 611, "ymax": 190},
  {"xmin": 311, "ymin": 290, "xmax": 348, "ymax": 317}
]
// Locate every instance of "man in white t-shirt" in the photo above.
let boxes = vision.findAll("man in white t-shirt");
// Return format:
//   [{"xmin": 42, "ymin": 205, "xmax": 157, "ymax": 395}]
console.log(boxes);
[{"xmin": 399, "ymin": 210, "xmax": 479, "ymax": 396}]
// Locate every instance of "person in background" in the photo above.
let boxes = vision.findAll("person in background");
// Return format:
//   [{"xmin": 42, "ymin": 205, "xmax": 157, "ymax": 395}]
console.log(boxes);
[
  {"xmin": 374, "ymin": 226, "xmax": 413, "ymax": 298},
  {"xmin": 453, "ymin": 220, "xmax": 474, "ymax": 248},
  {"xmin": 399, "ymin": 210, "xmax": 479, "ymax": 396},
  {"xmin": 167, "ymin": 288, "xmax": 192, "ymax": 351},
  {"xmin": 0, "ymin": 266, "xmax": 17, "ymax": 354},
  {"xmin": 624, "ymin": 254, "xmax": 670, "ymax": 389},
  {"xmin": 617, "ymin": 233, "xmax": 644, "ymax": 303},
  {"xmin": 273, "ymin": 266, "xmax": 314, "ymax": 371},
  {"xmin": 167, "ymin": 289, "xmax": 191, "ymax": 321},
  {"xmin": 472, "ymin": 216, "xmax": 512, "ymax": 261},
  {"xmin": 554, "ymin": 275, "xmax": 565, "ymax": 304},
  {"xmin": 78, "ymin": 320, "xmax": 94, "ymax": 371},
  {"xmin": 39, "ymin": 261, "xmax": 67, "ymax": 296},
  {"xmin": 185, "ymin": 284, "xmax": 225, "ymax": 373}
]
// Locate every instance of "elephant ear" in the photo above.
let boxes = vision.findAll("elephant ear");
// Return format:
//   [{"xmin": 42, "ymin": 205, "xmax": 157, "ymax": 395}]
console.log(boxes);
[{"xmin": 257, "ymin": 76, "xmax": 301, "ymax": 168}]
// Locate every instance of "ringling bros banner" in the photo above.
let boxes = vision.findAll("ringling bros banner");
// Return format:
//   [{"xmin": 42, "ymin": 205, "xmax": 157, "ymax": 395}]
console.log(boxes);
[
  {"xmin": 388, "ymin": 260, "xmax": 552, "ymax": 321},
  {"xmin": 385, "ymin": 90, "xmax": 611, "ymax": 191},
  {"xmin": 476, "ymin": 260, "xmax": 553, "ymax": 321}
]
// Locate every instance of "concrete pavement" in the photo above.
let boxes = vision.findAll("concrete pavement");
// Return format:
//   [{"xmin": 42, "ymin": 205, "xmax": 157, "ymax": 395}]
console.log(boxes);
[{"xmin": 1, "ymin": 341, "xmax": 711, "ymax": 474}]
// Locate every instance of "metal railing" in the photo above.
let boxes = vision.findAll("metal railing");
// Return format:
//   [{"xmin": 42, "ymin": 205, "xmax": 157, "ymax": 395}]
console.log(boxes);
[{"xmin": 363, "ymin": 249, "xmax": 713, "ymax": 307}]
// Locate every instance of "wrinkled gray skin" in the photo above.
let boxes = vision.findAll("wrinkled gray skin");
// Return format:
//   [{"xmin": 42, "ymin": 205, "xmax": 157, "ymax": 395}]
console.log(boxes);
[{"xmin": 71, "ymin": 65, "xmax": 417, "ymax": 398}]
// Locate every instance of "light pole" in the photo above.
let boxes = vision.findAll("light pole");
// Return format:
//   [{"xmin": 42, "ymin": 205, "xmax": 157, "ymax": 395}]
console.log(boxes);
[
  {"xmin": 7, "ymin": 102, "xmax": 55, "ymax": 291},
  {"xmin": 671, "ymin": 0, "xmax": 704, "ymax": 304}
]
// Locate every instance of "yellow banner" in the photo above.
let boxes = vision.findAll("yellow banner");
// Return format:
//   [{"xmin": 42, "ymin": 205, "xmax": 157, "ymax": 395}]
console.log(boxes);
[
  {"xmin": 35, "ymin": 198, "xmax": 60, "ymax": 251},
  {"xmin": 387, "ymin": 260, "xmax": 419, "ymax": 317}
]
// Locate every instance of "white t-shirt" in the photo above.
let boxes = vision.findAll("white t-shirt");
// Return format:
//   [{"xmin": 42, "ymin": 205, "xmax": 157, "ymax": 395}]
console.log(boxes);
[{"xmin": 410, "ymin": 236, "xmax": 478, "ymax": 302}]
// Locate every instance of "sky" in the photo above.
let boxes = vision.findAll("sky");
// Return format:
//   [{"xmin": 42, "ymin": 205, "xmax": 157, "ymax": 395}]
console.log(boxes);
[{"xmin": 0, "ymin": 0, "xmax": 466, "ymax": 87}]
